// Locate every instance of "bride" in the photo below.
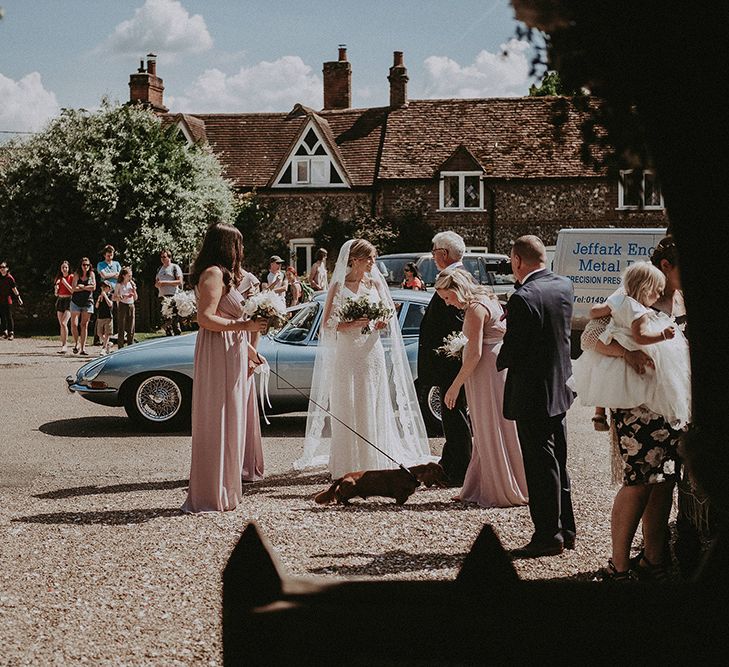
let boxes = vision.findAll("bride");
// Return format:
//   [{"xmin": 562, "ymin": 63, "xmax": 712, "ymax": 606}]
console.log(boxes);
[{"xmin": 294, "ymin": 239, "xmax": 434, "ymax": 478}]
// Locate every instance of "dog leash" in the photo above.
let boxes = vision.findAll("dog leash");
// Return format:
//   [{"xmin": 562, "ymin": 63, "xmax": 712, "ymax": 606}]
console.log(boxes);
[{"xmin": 258, "ymin": 361, "xmax": 419, "ymax": 484}]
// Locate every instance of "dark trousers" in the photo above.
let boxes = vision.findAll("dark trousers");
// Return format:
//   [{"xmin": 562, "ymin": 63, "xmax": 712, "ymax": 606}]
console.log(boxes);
[
  {"xmin": 516, "ymin": 413, "xmax": 575, "ymax": 545},
  {"xmin": 438, "ymin": 385, "xmax": 472, "ymax": 485},
  {"xmin": 117, "ymin": 302, "xmax": 135, "ymax": 348},
  {"xmin": 0, "ymin": 303, "xmax": 14, "ymax": 334}
]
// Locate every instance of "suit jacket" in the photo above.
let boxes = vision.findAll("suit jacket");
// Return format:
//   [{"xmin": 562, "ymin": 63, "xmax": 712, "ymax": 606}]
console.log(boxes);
[
  {"xmin": 418, "ymin": 290, "xmax": 465, "ymax": 389},
  {"xmin": 496, "ymin": 269, "xmax": 574, "ymax": 420}
]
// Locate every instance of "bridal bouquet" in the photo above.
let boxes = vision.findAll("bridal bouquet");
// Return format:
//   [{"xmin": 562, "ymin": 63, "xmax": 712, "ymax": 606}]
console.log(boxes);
[
  {"xmin": 243, "ymin": 291, "xmax": 288, "ymax": 331},
  {"xmin": 160, "ymin": 290, "xmax": 197, "ymax": 325},
  {"xmin": 436, "ymin": 331, "xmax": 468, "ymax": 359},
  {"xmin": 338, "ymin": 295, "xmax": 394, "ymax": 334}
]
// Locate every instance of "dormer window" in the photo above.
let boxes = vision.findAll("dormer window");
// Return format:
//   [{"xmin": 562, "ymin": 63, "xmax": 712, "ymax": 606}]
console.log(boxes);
[
  {"xmin": 439, "ymin": 171, "xmax": 484, "ymax": 211},
  {"xmin": 274, "ymin": 122, "xmax": 348, "ymax": 188},
  {"xmin": 618, "ymin": 169, "xmax": 664, "ymax": 210}
]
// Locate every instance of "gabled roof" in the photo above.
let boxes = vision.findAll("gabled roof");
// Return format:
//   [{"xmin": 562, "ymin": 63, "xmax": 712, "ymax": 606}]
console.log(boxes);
[
  {"xmin": 162, "ymin": 106, "xmax": 387, "ymax": 188},
  {"xmin": 266, "ymin": 111, "xmax": 353, "ymax": 187},
  {"xmin": 162, "ymin": 96, "xmax": 603, "ymax": 188},
  {"xmin": 437, "ymin": 144, "xmax": 485, "ymax": 175},
  {"xmin": 161, "ymin": 113, "xmax": 208, "ymax": 144}
]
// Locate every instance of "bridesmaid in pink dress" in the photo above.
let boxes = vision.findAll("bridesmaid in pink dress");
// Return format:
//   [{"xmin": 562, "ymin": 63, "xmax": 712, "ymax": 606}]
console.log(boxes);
[
  {"xmin": 435, "ymin": 269, "xmax": 528, "ymax": 508},
  {"xmin": 182, "ymin": 224, "xmax": 268, "ymax": 513},
  {"xmin": 241, "ymin": 271, "xmax": 265, "ymax": 483}
]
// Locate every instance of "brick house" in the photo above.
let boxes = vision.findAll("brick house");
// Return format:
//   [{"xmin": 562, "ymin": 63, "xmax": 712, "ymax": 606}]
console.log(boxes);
[{"xmin": 129, "ymin": 50, "xmax": 667, "ymax": 274}]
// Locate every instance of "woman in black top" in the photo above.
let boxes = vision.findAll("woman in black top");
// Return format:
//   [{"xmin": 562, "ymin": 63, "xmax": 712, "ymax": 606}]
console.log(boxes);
[{"xmin": 70, "ymin": 257, "xmax": 96, "ymax": 356}]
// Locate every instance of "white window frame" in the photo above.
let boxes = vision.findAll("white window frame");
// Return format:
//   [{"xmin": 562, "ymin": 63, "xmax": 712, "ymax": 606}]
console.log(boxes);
[
  {"xmin": 438, "ymin": 171, "xmax": 485, "ymax": 211},
  {"xmin": 273, "ymin": 120, "xmax": 349, "ymax": 189},
  {"xmin": 618, "ymin": 169, "xmax": 664, "ymax": 210},
  {"xmin": 295, "ymin": 158, "xmax": 310, "ymax": 184}
]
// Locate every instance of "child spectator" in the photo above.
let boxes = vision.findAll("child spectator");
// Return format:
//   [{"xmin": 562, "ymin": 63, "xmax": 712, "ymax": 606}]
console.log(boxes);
[
  {"xmin": 95, "ymin": 281, "xmax": 114, "ymax": 355},
  {"xmin": 572, "ymin": 261, "xmax": 690, "ymax": 429},
  {"xmin": 113, "ymin": 267, "xmax": 137, "ymax": 348}
]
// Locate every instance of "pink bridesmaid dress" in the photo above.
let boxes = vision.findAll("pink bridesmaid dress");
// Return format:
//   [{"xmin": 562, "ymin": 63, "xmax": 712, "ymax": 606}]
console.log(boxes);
[
  {"xmin": 182, "ymin": 283, "xmax": 257, "ymax": 512},
  {"xmin": 460, "ymin": 298, "xmax": 529, "ymax": 508},
  {"xmin": 242, "ymin": 375, "xmax": 264, "ymax": 482}
]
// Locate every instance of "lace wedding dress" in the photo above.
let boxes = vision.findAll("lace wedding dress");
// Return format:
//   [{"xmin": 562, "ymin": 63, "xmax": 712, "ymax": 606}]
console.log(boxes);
[{"xmin": 294, "ymin": 241, "xmax": 433, "ymax": 478}]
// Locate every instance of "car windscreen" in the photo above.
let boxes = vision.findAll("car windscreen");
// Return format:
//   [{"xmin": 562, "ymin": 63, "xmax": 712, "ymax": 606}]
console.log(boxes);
[
  {"xmin": 376, "ymin": 257, "xmax": 414, "ymax": 285},
  {"xmin": 275, "ymin": 303, "xmax": 319, "ymax": 342}
]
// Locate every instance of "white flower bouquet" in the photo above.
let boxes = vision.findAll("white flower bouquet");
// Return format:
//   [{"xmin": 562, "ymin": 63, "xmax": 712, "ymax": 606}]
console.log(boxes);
[
  {"xmin": 337, "ymin": 295, "xmax": 394, "ymax": 334},
  {"xmin": 161, "ymin": 290, "xmax": 197, "ymax": 325},
  {"xmin": 436, "ymin": 331, "xmax": 468, "ymax": 359},
  {"xmin": 243, "ymin": 291, "xmax": 288, "ymax": 331}
]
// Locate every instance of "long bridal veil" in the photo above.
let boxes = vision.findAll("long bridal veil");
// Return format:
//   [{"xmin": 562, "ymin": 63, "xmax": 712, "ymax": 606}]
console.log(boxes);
[{"xmin": 294, "ymin": 239, "xmax": 432, "ymax": 471}]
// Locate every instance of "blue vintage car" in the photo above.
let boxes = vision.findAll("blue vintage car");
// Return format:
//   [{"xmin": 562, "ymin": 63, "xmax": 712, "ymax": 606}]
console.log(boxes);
[{"xmin": 67, "ymin": 289, "xmax": 442, "ymax": 433}]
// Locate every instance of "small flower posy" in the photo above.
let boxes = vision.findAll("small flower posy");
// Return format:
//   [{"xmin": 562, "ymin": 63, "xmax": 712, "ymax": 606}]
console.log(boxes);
[
  {"xmin": 243, "ymin": 291, "xmax": 288, "ymax": 330},
  {"xmin": 161, "ymin": 290, "xmax": 197, "ymax": 325},
  {"xmin": 436, "ymin": 331, "xmax": 468, "ymax": 359},
  {"xmin": 337, "ymin": 295, "xmax": 394, "ymax": 334}
]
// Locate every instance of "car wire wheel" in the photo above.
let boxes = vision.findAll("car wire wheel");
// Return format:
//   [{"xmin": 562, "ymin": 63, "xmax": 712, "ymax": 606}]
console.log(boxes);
[
  {"xmin": 135, "ymin": 375, "xmax": 183, "ymax": 422},
  {"xmin": 427, "ymin": 386, "xmax": 442, "ymax": 422}
]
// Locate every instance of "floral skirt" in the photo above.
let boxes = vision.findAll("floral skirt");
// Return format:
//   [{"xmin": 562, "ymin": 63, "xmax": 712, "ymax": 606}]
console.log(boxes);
[{"xmin": 611, "ymin": 406, "xmax": 682, "ymax": 486}]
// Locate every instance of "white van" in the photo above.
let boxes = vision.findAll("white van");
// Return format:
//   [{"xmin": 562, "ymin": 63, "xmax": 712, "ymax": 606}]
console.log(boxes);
[{"xmin": 553, "ymin": 227, "xmax": 668, "ymax": 341}]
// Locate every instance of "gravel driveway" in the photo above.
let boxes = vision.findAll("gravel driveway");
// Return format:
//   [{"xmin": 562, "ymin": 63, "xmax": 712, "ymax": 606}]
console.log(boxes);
[{"xmin": 0, "ymin": 338, "xmax": 623, "ymax": 665}]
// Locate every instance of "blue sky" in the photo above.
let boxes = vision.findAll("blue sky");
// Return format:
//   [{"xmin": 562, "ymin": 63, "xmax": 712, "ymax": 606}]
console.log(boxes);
[{"xmin": 0, "ymin": 0, "xmax": 539, "ymax": 136}]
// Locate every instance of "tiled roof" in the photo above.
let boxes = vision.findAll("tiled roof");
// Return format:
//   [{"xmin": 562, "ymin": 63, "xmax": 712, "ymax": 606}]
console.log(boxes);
[
  {"xmin": 380, "ymin": 97, "xmax": 601, "ymax": 179},
  {"xmin": 164, "ymin": 96, "xmax": 602, "ymax": 188},
  {"xmin": 163, "ymin": 106, "xmax": 387, "ymax": 188}
]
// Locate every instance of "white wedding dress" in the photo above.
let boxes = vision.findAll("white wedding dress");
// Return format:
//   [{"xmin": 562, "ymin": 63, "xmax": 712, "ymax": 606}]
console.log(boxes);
[{"xmin": 294, "ymin": 241, "xmax": 433, "ymax": 478}]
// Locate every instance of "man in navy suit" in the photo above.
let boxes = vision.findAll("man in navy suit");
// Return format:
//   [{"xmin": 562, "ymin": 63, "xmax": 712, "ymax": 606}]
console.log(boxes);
[{"xmin": 497, "ymin": 235, "xmax": 576, "ymax": 558}]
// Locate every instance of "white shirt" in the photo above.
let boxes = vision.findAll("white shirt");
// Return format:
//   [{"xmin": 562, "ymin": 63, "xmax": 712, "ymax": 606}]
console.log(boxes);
[{"xmin": 521, "ymin": 266, "xmax": 546, "ymax": 285}]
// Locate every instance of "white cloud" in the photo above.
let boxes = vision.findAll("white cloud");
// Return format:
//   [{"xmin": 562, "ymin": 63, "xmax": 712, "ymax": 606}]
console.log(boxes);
[
  {"xmin": 0, "ymin": 71, "xmax": 60, "ymax": 135},
  {"xmin": 421, "ymin": 39, "xmax": 531, "ymax": 99},
  {"xmin": 170, "ymin": 56, "xmax": 321, "ymax": 113},
  {"xmin": 101, "ymin": 0, "xmax": 212, "ymax": 58}
]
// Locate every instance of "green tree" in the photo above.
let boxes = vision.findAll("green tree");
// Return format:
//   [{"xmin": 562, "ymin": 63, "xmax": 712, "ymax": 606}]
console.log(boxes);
[
  {"xmin": 0, "ymin": 101, "xmax": 235, "ymax": 288},
  {"xmin": 528, "ymin": 70, "xmax": 575, "ymax": 96}
]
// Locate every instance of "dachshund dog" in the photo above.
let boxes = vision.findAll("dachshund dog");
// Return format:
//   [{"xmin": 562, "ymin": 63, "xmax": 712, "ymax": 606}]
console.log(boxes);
[{"xmin": 314, "ymin": 462, "xmax": 448, "ymax": 506}]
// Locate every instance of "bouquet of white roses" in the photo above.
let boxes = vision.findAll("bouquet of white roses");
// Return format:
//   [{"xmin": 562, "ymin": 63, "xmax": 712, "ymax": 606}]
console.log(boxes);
[
  {"xmin": 243, "ymin": 291, "xmax": 288, "ymax": 331},
  {"xmin": 337, "ymin": 295, "xmax": 394, "ymax": 334},
  {"xmin": 436, "ymin": 331, "xmax": 468, "ymax": 359},
  {"xmin": 161, "ymin": 290, "xmax": 197, "ymax": 326}
]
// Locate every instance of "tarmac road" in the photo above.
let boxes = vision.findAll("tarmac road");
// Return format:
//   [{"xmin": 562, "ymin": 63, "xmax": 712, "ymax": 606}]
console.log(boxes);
[{"xmin": 0, "ymin": 338, "xmax": 622, "ymax": 665}]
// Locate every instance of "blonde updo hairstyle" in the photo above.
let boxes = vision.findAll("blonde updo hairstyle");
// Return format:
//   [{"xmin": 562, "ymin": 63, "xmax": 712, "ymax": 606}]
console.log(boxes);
[
  {"xmin": 622, "ymin": 261, "xmax": 666, "ymax": 304},
  {"xmin": 435, "ymin": 268, "xmax": 493, "ymax": 304},
  {"xmin": 347, "ymin": 239, "xmax": 376, "ymax": 266}
]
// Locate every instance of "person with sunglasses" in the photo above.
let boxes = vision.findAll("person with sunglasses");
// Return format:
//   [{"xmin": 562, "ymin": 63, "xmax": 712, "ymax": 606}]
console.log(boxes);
[
  {"xmin": 70, "ymin": 257, "xmax": 96, "ymax": 355},
  {"xmin": 0, "ymin": 261, "xmax": 23, "ymax": 340}
]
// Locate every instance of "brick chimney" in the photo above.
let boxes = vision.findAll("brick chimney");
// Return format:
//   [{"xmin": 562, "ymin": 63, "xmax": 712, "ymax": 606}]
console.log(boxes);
[
  {"xmin": 322, "ymin": 45, "xmax": 351, "ymax": 110},
  {"xmin": 388, "ymin": 51, "xmax": 408, "ymax": 109},
  {"xmin": 128, "ymin": 53, "xmax": 168, "ymax": 113}
]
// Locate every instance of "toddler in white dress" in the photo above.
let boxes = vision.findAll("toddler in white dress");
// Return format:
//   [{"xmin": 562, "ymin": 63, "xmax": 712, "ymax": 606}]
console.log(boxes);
[{"xmin": 572, "ymin": 261, "xmax": 691, "ymax": 429}]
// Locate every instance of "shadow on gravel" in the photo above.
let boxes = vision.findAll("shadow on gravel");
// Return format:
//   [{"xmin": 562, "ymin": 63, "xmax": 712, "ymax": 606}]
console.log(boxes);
[
  {"xmin": 38, "ymin": 416, "xmax": 189, "ymax": 438},
  {"xmin": 308, "ymin": 549, "xmax": 468, "ymax": 576},
  {"xmin": 241, "ymin": 471, "xmax": 331, "ymax": 496},
  {"xmin": 12, "ymin": 507, "xmax": 182, "ymax": 525},
  {"xmin": 34, "ymin": 479, "xmax": 188, "ymax": 500},
  {"xmin": 260, "ymin": 415, "xmax": 307, "ymax": 436},
  {"xmin": 304, "ymin": 500, "xmax": 474, "ymax": 512}
]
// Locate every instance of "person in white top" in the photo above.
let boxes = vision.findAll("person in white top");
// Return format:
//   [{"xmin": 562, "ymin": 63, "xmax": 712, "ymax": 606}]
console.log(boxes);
[
  {"xmin": 265, "ymin": 255, "xmax": 287, "ymax": 295},
  {"xmin": 113, "ymin": 266, "xmax": 138, "ymax": 348},
  {"xmin": 308, "ymin": 248, "xmax": 329, "ymax": 291}
]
